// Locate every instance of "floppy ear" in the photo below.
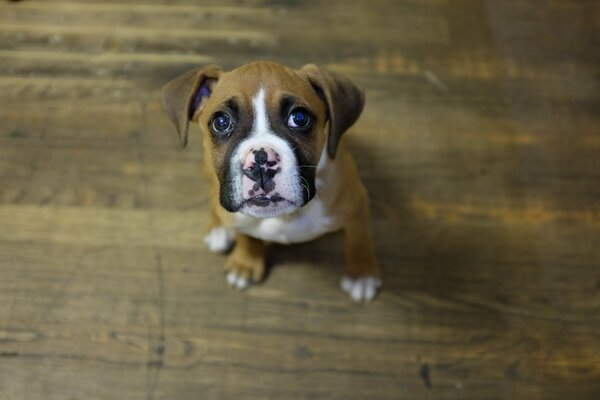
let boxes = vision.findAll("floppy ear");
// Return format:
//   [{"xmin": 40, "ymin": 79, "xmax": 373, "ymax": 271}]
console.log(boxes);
[
  {"xmin": 161, "ymin": 65, "xmax": 222, "ymax": 147},
  {"xmin": 300, "ymin": 64, "xmax": 365, "ymax": 158}
]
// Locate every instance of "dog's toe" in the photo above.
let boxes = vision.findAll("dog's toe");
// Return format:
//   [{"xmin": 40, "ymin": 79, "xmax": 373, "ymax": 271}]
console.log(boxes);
[
  {"xmin": 204, "ymin": 227, "xmax": 235, "ymax": 253},
  {"xmin": 226, "ymin": 270, "xmax": 251, "ymax": 290},
  {"xmin": 341, "ymin": 276, "xmax": 382, "ymax": 302}
]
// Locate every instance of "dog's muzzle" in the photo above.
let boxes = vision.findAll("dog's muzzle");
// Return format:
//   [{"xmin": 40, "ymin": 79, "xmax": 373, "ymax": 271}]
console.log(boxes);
[{"xmin": 230, "ymin": 140, "xmax": 304, "ymax": 218}]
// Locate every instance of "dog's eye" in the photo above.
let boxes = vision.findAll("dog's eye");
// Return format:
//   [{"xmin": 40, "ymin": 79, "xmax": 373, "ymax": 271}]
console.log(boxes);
[
  {"xmin": 211, "ymin": 112, "xmax": 234, "ymax": 135},
  {"xmin": 287, "ymin": 108, "xmax": 311, "ymax": 131}
]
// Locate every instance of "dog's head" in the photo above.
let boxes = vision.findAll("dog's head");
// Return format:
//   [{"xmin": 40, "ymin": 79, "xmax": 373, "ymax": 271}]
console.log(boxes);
[{"xmin": 162, "ymin": 61, "xmax": 364, "ymax": 218}]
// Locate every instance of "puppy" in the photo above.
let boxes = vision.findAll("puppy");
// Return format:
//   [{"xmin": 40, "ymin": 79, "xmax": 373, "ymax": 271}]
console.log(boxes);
[{"xmin": 162, "ymin": 61, "xmax": 381, "ymax": 301}]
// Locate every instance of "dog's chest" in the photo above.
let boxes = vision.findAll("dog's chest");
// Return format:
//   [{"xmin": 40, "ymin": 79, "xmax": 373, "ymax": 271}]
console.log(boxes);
[{"xmin": 234, "ymin": 198, "xmax": 341, "ymax": 244}]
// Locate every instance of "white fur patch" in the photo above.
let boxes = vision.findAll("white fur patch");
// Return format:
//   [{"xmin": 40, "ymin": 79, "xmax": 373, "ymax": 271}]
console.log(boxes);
[
  {"xmin": 204, "ymin": 227, "xmax": 235, "ymax": 253},
  {"xmin": 252, "ymin": 87, "xmax": 269, "ymax": 134},
  {"xmin": 341, "ymin": 276, "xmax": 381, "ymax": 302},
  {"xmin": 235, "ymin": 197, "xmax": 339, "ymax": 244}
]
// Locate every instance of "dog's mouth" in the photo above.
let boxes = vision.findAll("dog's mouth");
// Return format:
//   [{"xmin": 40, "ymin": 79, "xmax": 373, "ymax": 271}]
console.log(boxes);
[
  {"xmin": 240, "ymin": 194, "xmax": 299, "ymax": 218},
  {"xmin": 245, "ymin": 193, "xmax": 285, "ymax": 207}
]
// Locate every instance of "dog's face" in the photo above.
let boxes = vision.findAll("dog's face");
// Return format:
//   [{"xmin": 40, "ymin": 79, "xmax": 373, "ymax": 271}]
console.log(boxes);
[
  {"xmin": 162, "ymin": 61, "xmax": 364, "ymax": 218},
  {"xmin": 198, "ymin": 63, "xmax": 327, "ymax": 218}
]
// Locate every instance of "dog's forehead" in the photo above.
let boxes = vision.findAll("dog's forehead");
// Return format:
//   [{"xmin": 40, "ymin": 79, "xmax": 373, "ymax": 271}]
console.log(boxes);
[{"xmin": 209, "ymin": 62, "xmax": 323, "ymax": 110}]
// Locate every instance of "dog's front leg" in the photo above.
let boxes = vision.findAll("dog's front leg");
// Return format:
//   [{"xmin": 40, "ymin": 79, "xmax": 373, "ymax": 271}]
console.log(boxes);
[
  {"xmin": 341, "ymin": 197, "xmax": 382, "ymax": 302},
  {"xmin": 224, "ymin": 233, "xmax": 266, "ymax": 289},
  {"xmin": 203, "ymin": 205, "xmax": 236, "ymax": 254}
]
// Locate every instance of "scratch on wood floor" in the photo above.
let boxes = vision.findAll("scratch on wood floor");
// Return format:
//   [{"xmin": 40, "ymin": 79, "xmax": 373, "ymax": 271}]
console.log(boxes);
[
  {"xmin": 423, "ymin": 69, "xmax": 450, "ymax": 93},
  {"xmin": 420, "ymin": 363, "xmax": 432, "ymax": 388},
  {"xmin": 146, "ymin": 253, "xmax": 166, "ymax": 400}
]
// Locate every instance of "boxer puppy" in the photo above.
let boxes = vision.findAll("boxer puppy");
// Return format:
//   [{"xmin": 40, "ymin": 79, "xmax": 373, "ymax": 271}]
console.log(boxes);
[{"xmin": 162, "ymin": 61, "xmax": 381, "ymax": 301}]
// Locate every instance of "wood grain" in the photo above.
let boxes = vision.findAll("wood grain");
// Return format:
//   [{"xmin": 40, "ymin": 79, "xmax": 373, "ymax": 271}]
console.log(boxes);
[{"xmin": 0, "ymin": 1, "xmax": 599, "ymax": 399}]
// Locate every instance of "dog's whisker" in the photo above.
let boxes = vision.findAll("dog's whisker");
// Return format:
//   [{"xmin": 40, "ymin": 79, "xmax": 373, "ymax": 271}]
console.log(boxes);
[{"xmin": 300, "ymin": 175, "xmax": 311, "ymax": 199}]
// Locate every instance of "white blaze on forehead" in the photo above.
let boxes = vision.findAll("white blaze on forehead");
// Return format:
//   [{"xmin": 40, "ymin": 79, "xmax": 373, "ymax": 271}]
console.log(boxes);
[{"xmin": 252, "ymin": 87, "xmax": 269, "ymax": 134}]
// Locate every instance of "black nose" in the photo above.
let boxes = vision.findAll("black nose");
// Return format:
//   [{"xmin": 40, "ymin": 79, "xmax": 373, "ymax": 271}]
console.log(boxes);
[
  {"xmin": 242, "ymin": 149, "xmax": 280, "ymax": 193},
  {"xmin": 254, "ymin": 148, "xmax": 268, "ymax": 165}
]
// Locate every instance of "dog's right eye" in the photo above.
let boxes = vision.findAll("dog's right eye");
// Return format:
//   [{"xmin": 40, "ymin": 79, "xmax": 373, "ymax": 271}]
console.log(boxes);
[{"xmin": 211, "ymin": 112, "xmax": 234, "ymax": 135}]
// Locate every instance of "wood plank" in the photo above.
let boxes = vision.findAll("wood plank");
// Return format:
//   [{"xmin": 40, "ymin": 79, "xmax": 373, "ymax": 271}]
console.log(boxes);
[{"xmin": 0, "ymin": 0, "xmax": 599, "ymax": 399}]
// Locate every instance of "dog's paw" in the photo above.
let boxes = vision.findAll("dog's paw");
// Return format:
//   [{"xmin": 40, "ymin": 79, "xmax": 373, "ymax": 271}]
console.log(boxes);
[
  {"xmin": 204, "ymin": 227, "xmax": 235, "ymax": 253},
  {"xmin": 224, "ymin": 258, "xmax": 265, "ymax": 290},
  {"xmin": 341, "ymin": 276, "xmax": 382, "ymax": 302},
  {"xmin": 226, "ymin": 268, "xmax": 252, "ymax": 290}
]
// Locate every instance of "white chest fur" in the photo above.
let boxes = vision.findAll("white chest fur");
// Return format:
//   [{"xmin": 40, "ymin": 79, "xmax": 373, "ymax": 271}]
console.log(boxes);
[{"xmin": 234, "ymin": 197, "xmax": 341, "ymax": 244}]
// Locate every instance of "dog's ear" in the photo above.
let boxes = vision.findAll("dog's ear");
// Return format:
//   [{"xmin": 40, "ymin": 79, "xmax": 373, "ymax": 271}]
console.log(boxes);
[
  {"xmin": 300, "ymin": 64, "xmax": 365, "ymax": 158},
  {"xmin": 161, "ymin": 65, "xmax": 222, "ymax": 147}
]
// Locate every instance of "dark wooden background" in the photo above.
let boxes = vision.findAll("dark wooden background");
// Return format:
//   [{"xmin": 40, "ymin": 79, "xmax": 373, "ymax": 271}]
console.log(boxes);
[{"xmin": 0, "ymin": 1, "xmax": 599, "ymax": 399}]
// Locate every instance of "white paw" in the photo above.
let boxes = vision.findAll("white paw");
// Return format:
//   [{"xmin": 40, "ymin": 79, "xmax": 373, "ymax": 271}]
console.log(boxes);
[
  {"xmin": 226, "ymin": 270, "xmax": 251, "ymax": 290},
  {"xmin": 341, "ymin": 276, "xmax": 382, "ymax": 302},
  {"xmin": 204, "ymin": 227, "xmax": 235, "ymax": 253}
]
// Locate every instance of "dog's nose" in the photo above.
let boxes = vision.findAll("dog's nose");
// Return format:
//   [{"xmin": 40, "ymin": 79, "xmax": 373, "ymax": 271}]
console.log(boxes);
[
  {"xmin": 241, "ymin": 147, "xmax": 281, "ymax": 195},
  {"xmin": 242, "ymin": 147, "xmax": 280, "ymax": 170}
]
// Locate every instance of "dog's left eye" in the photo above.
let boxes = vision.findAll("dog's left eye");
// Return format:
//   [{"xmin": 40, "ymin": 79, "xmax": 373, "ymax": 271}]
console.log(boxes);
[
  {"xmin": 286, "ymin": 108, "xmax": 311, "ymax": 131},
  {"xmin": 211, "ymin": 112, "xmax": 234, "ymax": 135}
]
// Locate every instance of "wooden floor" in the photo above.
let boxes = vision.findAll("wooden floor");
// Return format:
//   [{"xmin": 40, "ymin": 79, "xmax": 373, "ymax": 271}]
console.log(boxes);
[{"xmin": 1, "ymin": 1, "xmax": 599, "ymax": 399}]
